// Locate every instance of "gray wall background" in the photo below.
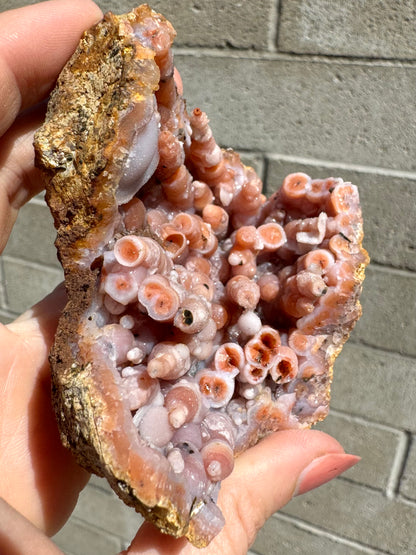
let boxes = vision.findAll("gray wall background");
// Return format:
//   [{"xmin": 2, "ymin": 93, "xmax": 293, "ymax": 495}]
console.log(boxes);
[{"xmin": 1, "ymin": 1, "xmax": 415, "ymax": 554}]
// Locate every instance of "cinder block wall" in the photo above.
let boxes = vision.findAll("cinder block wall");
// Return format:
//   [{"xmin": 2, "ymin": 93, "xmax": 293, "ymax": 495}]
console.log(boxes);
[{"xmin": 1, "ymin": 1, "xmax": 415, "ymax": 554}]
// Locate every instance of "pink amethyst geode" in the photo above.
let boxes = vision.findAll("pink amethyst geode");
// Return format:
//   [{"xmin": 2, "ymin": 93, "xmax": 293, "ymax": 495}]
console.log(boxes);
[{"xmin": 34, "ymin": 5, "xmax": 369, "ymax": 548}]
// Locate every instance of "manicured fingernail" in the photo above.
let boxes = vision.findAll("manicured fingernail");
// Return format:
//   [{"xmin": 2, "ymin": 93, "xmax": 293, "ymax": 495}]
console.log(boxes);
[{"xmin": 294, "ymin": 453, "xmax": 360, "ymax": 496}]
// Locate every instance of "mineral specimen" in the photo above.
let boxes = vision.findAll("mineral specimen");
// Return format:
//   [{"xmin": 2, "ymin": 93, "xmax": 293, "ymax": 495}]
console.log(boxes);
[{"xmin": 34, "ymin": 5, "xmax": 369, "ymax": 547}]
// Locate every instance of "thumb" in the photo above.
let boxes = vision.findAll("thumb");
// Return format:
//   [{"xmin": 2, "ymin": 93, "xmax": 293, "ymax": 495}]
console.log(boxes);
[
  {"xmin": 123, "ymin": 429, "xmax": 359, "ymax": 555},
  {"xmin": 218, "ymin": 429, "xmax": 359, "ymax": 545}
]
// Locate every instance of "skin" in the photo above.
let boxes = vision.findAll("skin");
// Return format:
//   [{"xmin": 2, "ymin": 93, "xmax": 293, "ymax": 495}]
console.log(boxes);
[{"xmin": 0, "ymin": 2, "xmax": 350, "ymax": 553}]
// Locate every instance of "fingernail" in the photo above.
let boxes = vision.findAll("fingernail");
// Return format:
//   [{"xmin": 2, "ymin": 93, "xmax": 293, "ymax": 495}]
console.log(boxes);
[{"xmin": 294, "ymin": 453, "xmax": 360, "ymax": 496}]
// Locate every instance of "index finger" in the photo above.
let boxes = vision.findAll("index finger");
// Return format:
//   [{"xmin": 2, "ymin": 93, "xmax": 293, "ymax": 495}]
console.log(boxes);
[{"xmin": 0, "ymin": 0, "xmax": 103, "ymax": 136}]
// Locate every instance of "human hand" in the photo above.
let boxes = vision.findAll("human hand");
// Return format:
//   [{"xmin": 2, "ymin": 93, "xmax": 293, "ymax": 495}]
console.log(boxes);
[
  {"xmin": 0, "ymin": 427, "xmax": 358, "ymax": 555},
  {"xmin": 0, "ymin": 2, "xmax": 359, "ymax": 554},
  {"xmin": 0, "ymin": 0, "xmax": 103, "ymax": 535}
]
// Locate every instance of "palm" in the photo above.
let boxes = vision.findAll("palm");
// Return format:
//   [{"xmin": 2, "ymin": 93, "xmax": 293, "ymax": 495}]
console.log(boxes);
[
  {"xmin": 0, "ymin": 291, "xmax": 89, "ymax": 535},
  {"xmin": 0, "ymin": 0, "xmax": 103, "ymax": 536}
]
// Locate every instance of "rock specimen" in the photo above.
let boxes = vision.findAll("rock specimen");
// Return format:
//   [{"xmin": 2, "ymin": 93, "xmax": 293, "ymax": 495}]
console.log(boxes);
[{"xmin": 34, "ymin": 5, "xmax": 369, "ymax": 547}]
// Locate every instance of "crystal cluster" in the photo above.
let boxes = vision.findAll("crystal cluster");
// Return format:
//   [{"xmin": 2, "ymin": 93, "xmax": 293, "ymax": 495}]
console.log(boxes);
[{"xmin": 34, "ymin": 5, "xmax": 368, "ymax": 547}]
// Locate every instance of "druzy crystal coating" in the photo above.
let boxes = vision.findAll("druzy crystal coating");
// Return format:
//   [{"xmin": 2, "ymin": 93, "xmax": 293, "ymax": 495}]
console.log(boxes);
[{"xmin": 34, "ymin": 5, "xmax": 368, "ymax": 548}]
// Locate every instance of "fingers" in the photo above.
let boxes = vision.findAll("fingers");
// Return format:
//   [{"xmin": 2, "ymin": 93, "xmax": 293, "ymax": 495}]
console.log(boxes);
[
  {"xmin": 122, "ymin": 429, "xmax": 358, "ymax": 555},
  {"xmin": 0, "ymin": 0, "xmax": 103, "ymax": 252},
  {"xmin": 0, "ymin": 0, "xmax": 103, "ymax": 136},
  {"xmin": 217, "ymin": 429, "xmax": 355, "ymax": 546},
  {"xmin": 0, "ymin": 499, "xmax": 64, "ymax": 555},
  {"xmin": 0, "ymin": 103, "xmax": 46, "ymax": 252},
  {"xmin": 3, "ymin": 284, "xmax": 89, "ymax": 536}
]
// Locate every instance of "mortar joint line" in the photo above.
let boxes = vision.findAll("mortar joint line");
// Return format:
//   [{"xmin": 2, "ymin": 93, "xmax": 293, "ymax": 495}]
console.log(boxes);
[
  {"xmin": 338, "ymin": 475, "xmax": 388, "ymax": 497},
  {"xmin": 263, "ymin": 151, "xmax": 416, "ymax": 180},
  {"xmin": 362, "ymin": 260, "xmax": 416, "ymax": 278},
  {"xmin": 348, "ymin": 337, "xmax": 416, "ymax": 362},
  {"xmin": 263, "ymin": 156, "xmax": 272, "ymax": 196},
  {"xmin": 275, "ymin": 512, "xmax": 388, "ymax": 554},
  {"xmin": 386, "ymin": 432, "xmax": 412, "ymax": 500},
  {"xmin": 268, "ymin": 0, "xmax": 281, "ymax": 53},
  {"xmin": 397, "ymin": 493, "xmax": 416, "ymax": 508},
  {"xmin": 328, "ymin": 407, "xmax": 408, "ymax": 435},
  {"xmin": 174, "ymin": 46, "xmax": 416, "ymax": 68}
]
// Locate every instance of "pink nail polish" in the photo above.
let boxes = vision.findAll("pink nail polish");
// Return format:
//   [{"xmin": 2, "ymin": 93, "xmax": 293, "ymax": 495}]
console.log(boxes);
[{"xmin": 294, "ymin": 453, "xmax": 361, "ymax": 496}]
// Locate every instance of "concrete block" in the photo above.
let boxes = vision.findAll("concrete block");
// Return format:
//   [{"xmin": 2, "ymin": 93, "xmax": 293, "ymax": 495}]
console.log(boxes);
[
  {"xmin": 316, "ymin": 412, "xmax": 403, "ymax": 491},
  {"xmin": 3, "ymin": 201, "xmax": 59, "ymax": 268},
  {"xmin": 2, "ymin": 0, "xmax": 276, "ymax": 51},
  {"xmin": 266, "ymin": 156, "xmax": 416, "ymax": 271},
  {"xmin": 0, "ymin": 310, "xmax": 15, "ymax": 324},
  {"xmin": 254, "ymin": 514, "xmax": 375, "ymax": 554},
  {"xmin": 400, "ymin": 436, "xmax": 416, "ymax": 501},
  {"xmin": 278, "ymin": 0, "xmax": 416, "ymax": 60},
  {"xmin": 238, "ymin": 151, "xmax": 265, "ymax": 180},
  {"xmin": 0, "ymin": 1, "xmax": 35, "ymax": 9},
  {"xmin": 88, "ymin": 473, "xmax": 114, "ymax": 494},
  {"xmin": 96, "ymin": 0, "xmax": 276, "ymax": 50},
  {"xmin": 352, "ymin": 265, "xmax": 416, "ymax": 357},
  {"xmin": 282, "ymin": 479, "xmax": 416, "ymax": 554},
  {"xmin": 52, "ymin": 517, "xmax": 122, "ymax": 555},
  {"xmin": 72, "ymin": 483, "xmax": 142, "ymax": 543},
  {"xmin": 0, "ymin": 259, "xmax": 6, "ymax": 309},
  {"xmin": 2, "ymin": 257, "xmax": 63, "ymax": 315},
  {"xmin": 176, "ymin": 54, "xmax": 416, "ymax": 173},
  {"xmin": 330, "ymin": 343, "xmax": 416, "ymax": 433}
]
